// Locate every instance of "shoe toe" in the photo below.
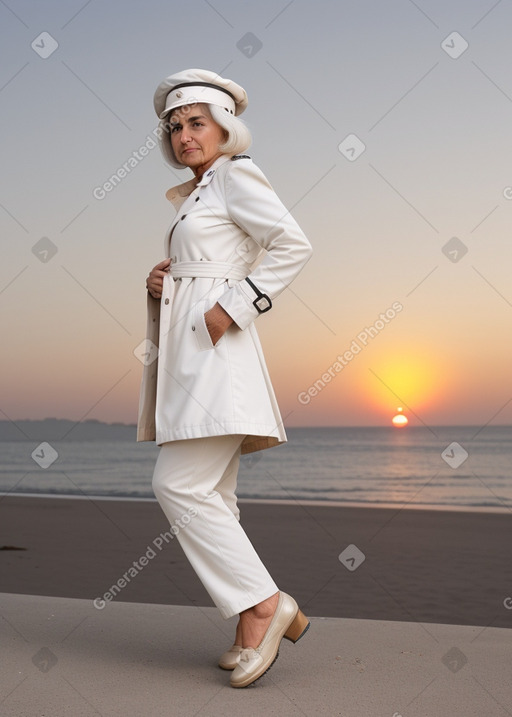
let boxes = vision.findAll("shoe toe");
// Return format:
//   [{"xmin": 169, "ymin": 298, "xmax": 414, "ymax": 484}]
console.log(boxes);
[
  {"xmin": 218, "ymin": 644, "xmax": 243, "ymax": 670},
  {"xmin": 230, "ymin": 648, "xmax": 268, "ymax": 688}
]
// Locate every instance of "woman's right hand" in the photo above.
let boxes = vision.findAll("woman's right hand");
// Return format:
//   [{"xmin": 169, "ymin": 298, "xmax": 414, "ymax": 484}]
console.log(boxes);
[{"xmin": 146, "ymin": 258, "xmax": 171, "ymax": 299}]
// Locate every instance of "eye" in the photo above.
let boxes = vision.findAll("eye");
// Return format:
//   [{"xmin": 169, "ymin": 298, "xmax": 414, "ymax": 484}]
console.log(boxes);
[{"xmin": 170, "ymin": 124, "xmax": 181, "ymax": 133}]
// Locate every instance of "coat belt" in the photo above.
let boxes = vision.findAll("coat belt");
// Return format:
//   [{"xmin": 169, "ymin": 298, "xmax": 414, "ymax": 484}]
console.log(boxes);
[{"xmin": 169, "ymin": 261, "xmax": 247, "ymax": 281}]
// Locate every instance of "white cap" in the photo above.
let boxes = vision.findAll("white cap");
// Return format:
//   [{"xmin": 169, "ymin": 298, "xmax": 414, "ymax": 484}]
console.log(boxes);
[
  {"xmin": 154, "ymin": 68, "xmax": 248, "ymax": 119},
  {"xmin": 153, "ymin": 68, "xmax": 248, "ymax": 168}
]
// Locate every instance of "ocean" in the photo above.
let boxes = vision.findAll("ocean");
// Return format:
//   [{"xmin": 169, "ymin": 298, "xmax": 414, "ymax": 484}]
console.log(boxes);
[{"xmin": 1, "ymin": 426, "xmax": 510, "ymax": 511}]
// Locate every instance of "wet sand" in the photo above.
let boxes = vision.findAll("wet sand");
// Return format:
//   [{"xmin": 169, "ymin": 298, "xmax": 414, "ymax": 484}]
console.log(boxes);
[{"xmin": 1, "ymin": 495, "xmax": 511, "ymax": 628}]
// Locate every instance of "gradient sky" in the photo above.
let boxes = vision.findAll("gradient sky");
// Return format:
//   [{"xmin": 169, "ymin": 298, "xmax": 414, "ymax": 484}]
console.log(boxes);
[{"xmin": 1, "ymin": 0, "xmax": 512, "ymax": 429}]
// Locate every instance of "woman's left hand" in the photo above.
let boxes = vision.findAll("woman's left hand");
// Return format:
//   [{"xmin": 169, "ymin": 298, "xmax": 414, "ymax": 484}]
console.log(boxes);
[{"xmin": 204, "ymin": 303, "xmax": 234, "ymax": 345}]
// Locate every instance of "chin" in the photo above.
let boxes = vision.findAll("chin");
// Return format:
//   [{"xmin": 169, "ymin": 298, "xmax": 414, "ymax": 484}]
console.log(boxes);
[{"xmin": 180, "ymin": 154, "xmax": 201, "ymax": 168}]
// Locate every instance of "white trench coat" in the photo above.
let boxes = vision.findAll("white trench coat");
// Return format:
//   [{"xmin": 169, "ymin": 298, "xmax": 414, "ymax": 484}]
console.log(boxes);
[{"xmin": 136, "ymin": 154, "xmax": 312, "ymax": 454}]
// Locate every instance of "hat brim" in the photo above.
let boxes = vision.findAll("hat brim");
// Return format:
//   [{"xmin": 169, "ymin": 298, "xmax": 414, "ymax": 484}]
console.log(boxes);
[
  {"xmin": 158, "ymin": 98, "xmax": 199, "ymax": 120},
  {"xmin": 154, "ymin": 69, "xmax": 248, "ymax": 119}
]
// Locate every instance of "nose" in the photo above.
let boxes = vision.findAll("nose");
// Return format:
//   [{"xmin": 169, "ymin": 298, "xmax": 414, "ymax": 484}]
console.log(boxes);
[{"xmin": 180, "ymin": 126, "xmax": 192, "ymax": 144}]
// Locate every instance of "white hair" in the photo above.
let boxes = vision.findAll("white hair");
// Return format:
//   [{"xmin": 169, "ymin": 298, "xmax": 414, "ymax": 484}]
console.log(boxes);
[
  {"xmin": 160, "ymin": 103, "xmax": 252, "ymax": 168},
  {"xmin": 208, "ymin": 104, "xmax": 252, "ymax": 156}
]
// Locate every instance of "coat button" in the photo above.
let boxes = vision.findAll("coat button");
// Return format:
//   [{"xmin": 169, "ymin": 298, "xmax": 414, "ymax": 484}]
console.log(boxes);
[
  {"xmin": 195, "ymin": 197, "xmax": 200, "ymax": 202},
  {"xmin": 192, "ymin": 326, "xmax": 195, "ymax": 331},
  {"xmin": 164, "ymin": 298, "xmax": 169, "ymax": 305},
  {"xmin": 181, "ymin": 214, "xmax": 187, "ymax": 220}
]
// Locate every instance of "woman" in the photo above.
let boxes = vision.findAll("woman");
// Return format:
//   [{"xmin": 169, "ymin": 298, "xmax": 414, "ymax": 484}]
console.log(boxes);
[{"xmin": 137, "ymin": 69, "xmax": 313, "ymax": 688}]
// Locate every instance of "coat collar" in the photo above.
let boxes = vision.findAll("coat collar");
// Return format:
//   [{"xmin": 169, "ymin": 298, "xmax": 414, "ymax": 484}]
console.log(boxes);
[{"xmin": 165, "ymin": 154, "xmax": 232, "ymax": 209}]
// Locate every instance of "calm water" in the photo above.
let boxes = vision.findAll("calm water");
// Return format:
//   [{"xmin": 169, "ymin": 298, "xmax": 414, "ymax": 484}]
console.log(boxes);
[{"xmin": 1, "ymin": 427, "xmax": 510, "ymax": 510}]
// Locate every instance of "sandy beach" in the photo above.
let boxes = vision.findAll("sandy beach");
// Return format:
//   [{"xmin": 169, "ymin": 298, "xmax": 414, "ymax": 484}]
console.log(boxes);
[
  {"xmin": 1, "ymin": 495, "xmax": 511, "ymax": 628},
  {"xmin": 1, "ymin": 495, "xmax": 511, "ymax": 716}
]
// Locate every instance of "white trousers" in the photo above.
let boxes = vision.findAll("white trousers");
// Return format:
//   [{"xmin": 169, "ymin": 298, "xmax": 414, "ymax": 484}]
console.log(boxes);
[{"xmin": 152, "ymin": 434, "xmax": 279, "ymax": 619}]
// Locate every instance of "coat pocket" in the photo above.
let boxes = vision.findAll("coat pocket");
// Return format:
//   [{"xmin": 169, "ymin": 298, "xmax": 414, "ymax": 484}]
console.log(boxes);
[{"xmin": 192, "ymin": 299, "xmax": 216, "ymax": 352}]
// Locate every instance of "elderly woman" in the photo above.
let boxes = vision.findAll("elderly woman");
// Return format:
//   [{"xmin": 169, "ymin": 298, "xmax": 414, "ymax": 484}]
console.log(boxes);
[{"xmin": 137, "ymin": 69, "xmax": 312, "ymax": 688}]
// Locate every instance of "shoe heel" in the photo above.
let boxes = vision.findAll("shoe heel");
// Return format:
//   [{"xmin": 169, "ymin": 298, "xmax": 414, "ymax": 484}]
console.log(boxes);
[{"xmin": 284, "ymin": 609, "xmax": 310, "ymax": 643}]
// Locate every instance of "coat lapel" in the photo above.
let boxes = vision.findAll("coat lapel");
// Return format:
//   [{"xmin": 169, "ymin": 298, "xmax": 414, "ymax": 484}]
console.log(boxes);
[{"xmin": 163, "ymin": 155, "xmax": 232, "ymax": 256}]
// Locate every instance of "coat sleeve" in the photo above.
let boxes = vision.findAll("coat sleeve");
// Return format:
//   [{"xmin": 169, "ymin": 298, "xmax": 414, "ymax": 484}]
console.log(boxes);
[{"xmin": 217, "ymin": 158, "xmax": 313, "ymax": 330}]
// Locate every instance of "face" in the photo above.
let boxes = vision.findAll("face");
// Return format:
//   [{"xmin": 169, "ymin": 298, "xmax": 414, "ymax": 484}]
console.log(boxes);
[{"xmin": 169, "ymin": 103, "xmax": 227, "ymax": 176}]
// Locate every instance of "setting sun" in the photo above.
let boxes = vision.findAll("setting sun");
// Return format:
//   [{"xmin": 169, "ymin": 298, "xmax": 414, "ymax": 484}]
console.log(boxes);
[
  {"xmin": 392, "ymin": 407, "xmax": 409, "ymax": 427},
  {"xmin": 358, "ymin": 345, "xmax": 447, "ymax": 423}
]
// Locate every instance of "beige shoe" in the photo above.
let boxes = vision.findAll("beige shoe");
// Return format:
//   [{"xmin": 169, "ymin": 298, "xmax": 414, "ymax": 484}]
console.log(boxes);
[
  {"xmin": 218, "ymin": 644, "xmax": 243, "ymax": 670},
  {"xmin": 230, "ymin": 592, "xmax": 310, "ymax": 688}
]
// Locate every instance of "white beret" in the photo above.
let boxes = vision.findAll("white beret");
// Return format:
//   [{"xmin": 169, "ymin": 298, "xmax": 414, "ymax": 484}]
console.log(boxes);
[{"xmin": 154, "ymin": 68, "xmax": 248, "ymax": 120}]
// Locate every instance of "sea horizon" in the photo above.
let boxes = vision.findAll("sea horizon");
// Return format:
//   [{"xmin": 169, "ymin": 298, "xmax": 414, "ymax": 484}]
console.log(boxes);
[{"xmin": 1, "ymin": 424, "xmax": 510, "ymax": 512}]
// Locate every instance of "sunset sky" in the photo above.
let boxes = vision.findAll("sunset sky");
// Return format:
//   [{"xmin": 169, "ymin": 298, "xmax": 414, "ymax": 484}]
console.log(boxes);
[{"xmin": 1, "ymin": 0, "xmax": 512, "ymax": 430}]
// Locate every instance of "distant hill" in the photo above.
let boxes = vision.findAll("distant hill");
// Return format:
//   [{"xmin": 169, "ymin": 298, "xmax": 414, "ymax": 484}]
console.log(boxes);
[{"xmin": 0, "ymin": 419, "xmax": 137, "ymax": 441}]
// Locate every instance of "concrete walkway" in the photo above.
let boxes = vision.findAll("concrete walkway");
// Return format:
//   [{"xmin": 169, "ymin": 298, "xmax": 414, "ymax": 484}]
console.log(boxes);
[{"xmin": 1, "ymin": 592, "xmax": 510, "ymax": 717}]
